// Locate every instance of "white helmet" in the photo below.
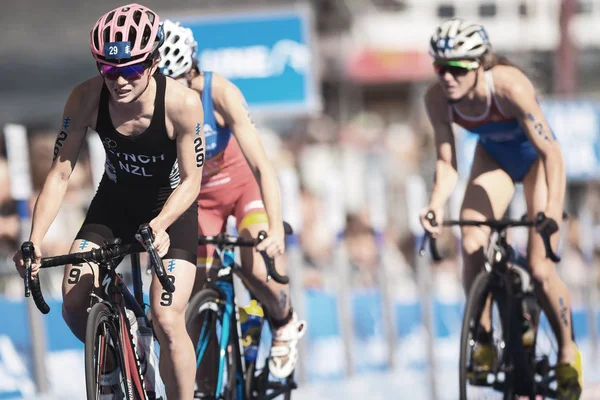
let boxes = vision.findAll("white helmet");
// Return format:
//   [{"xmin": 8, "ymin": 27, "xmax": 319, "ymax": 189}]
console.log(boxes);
[
  {"xmin": 158, "ymin": 20, "xmax": 198, "ymax": 77},
  {"xmin": 429, "ymin": 18, "xmax": 491, "ymax": 60}
]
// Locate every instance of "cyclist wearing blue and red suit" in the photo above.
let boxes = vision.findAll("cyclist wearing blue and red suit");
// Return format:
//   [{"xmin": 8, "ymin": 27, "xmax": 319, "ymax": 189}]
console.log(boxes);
[
  {"xmin": 419, "ymin": 18, "xmax": 582, "ymax": 399},
  {"xmin": 158, "ymin": 20, "xmax": 306, "ymax": 389}
]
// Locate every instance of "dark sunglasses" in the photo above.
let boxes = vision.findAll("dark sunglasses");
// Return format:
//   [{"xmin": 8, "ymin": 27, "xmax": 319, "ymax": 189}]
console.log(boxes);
[
  {"xmin": 97, "ymin": 60, "xmax": 152, "ymax": 81},
  {"xmin": 433, "ymin": 60, "xmax": 479, "ymax": 77}
]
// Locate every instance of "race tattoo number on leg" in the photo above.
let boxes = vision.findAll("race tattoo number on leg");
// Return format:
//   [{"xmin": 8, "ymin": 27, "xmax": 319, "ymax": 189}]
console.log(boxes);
[
  {"xmin": 67, "ymin": 263, "xmax": 83, "ymax": 285},
  {"xmin": 160, "ymin": 275, "xmax": 176, "ymax": 306}
]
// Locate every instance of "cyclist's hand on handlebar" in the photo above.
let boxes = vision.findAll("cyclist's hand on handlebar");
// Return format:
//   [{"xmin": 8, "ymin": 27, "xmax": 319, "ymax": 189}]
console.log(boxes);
[
  {"xmin": 534, "ymin": 212, "xmax": 560, "ymax": 239},
  {"xmin": 13, "ymin": 242, "xmax": 42, "ymax": 278},
  {"xmin": 420, "ymin": 207, "xmax": 443, "ymax": 237},
  {"xmin": 255, "ymin": 227, "xmax": 285, "ymax": 258},
  {"xmin": 138, "ymin": 220, "xmax": 170, "ymax": 258}
]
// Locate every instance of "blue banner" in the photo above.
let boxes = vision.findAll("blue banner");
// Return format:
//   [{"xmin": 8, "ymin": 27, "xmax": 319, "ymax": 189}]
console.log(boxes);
[
  {"xmin": 175, "ymin": 7, "xmax": 321, "ymax": 115},
  {"xmin": 457, "ymin": 99, "xmax": 600, "ymax": 182}
]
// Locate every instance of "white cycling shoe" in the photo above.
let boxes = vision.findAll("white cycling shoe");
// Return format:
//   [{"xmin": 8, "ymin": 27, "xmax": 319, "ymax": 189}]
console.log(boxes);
[{"xmin": 269, "ymin": 312, "xmax": 307, "ymax": 379}]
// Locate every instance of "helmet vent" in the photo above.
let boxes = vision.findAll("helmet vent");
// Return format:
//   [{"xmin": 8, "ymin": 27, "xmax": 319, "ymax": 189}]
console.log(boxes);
[
  {"xmin": 117, "ymin": 15, "xmax": 126, "ymax": 27},
  {"xmin": 133, "ymin": 10, "xmax": 142, "ymax": 25},
  {"xmin": 102, "ymin": 27, "xmax": 111, "ymax": 43},
  {"xmin": 146, "ymin": 11, "xmax": 156, "ymax": 25},
  {"xmin": 105, "ymin": 11, "xmax": 115, "ymax": 24},
  {"xmin": 142, "ymin": 25, "xmax": 152, "ymax": 47},
  {"xmin": 92, "ymin": 27, "xmax": 100, "ymax": 49},
  {"xmin": 129, "ymin": 26, "xmax": 139, "ymax": 47}
]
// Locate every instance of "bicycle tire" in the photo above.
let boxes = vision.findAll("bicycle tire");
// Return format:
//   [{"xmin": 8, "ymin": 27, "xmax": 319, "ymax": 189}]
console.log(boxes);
[
  {"xmin": 459, "ymin": 271, "xmax": 516, "ymax": 400},
  {"xmin": 186, "ymin": 288, "xmax": 238, "ymax": 400},
  {"xmin": 85, "ymin": 302, "xmax": 130, "ymax": 400},
  {"xmin": 524, "ymin": 306, "xmax": 557, "ymax": 400}
]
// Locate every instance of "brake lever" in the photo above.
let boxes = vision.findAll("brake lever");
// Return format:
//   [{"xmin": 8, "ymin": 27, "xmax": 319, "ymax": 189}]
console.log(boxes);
[
  {"xmin": 535, "ymin": 212, "xmax": 561, "ymax": 262},
  {"xmin": 419, "ymin": 211, "xmax": 443, "ymax": 262}
]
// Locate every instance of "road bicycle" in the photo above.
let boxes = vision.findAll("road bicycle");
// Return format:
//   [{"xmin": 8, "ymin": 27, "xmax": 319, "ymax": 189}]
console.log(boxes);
[
  {"xmin": 186, "ymin": 222, "xmax": 298, "ymax": 399},
  {"xmin": 22, "ymin": 224, "xmax": 171, "ymax": 400},
  {"xmin": 420, "ymin": 211, "xmax": 567, "ymax": 399}
]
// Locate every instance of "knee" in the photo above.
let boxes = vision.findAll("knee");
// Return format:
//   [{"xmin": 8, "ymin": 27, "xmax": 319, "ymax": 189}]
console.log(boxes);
[
  {"xmin": 241, "ymin": 249, "xmax": 267, "ymax": 279},
  {"xmin": 62, "ymin": 289, "xmax": 87, "ymax": 321},
  {"xmin": 528, "ymin": 257, "xmax": 557, "ymax": 287},
  {"xmin": 62, "ymin": 296, "xmax": 87, "ymax": 341},
  {"xmin": 461, "ymin": 227, "xmax": 488, "ymax": 256},
  {"xmin": 151, "ymin": 306, "xmax": 184, "ymax": 345}
]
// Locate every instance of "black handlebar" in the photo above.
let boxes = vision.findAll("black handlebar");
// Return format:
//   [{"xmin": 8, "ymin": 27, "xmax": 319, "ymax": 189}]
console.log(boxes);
[
  {"xmin": 198, "ymin": 221, "xmax": 293, "ymax": 285},
  {"xmin": 21, "ymin": 241, "xmax": 50, "ymax": 314},
  {"xmin": 418, "ymin": 212, "xmax": 443, "ymax": 262},
  {"xmin": 419, "ymin": 211, "xmax": 563, "ymax": 263},
  {"xmin": 22, "ymin": 224, "xmax": 177, "ymax": 314},
  {"xmin": 257, "ymin": 230, "xmax": 289, "ymax": 284},
  {"xmin": 137, "ymin": 224, "xmax": 175, "ymax": 293}
]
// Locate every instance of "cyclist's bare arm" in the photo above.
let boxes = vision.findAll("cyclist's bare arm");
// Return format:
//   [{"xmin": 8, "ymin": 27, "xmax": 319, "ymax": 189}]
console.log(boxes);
[
  {"xmin": 491, "ymin": 67, "xmax": 566, "ymax": 216},
  {"xmin": 30, "ymin": 78, "xmax": 101, "ymax": 247},
  {"xmin": 424, "ymin": 83, "xmax": 459, "ymax": 209},
  {"xmin": 213, "ymin": 73, "xmax": 284, "ymax": 236},
  {"xmin": 156, "ymin": 80, "xmax": 204, "ymax": 231}
]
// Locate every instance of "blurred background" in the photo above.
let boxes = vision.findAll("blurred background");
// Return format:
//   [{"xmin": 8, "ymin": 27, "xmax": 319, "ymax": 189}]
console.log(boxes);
[{"xmin": 1, "ymin": 0, "xmax": 600, "ymax": 399}]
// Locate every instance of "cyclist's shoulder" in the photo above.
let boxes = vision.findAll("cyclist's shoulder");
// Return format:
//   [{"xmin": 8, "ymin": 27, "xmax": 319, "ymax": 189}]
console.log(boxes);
[
  {"xmin": 211, "ymin": 73, "xmax": 246, "ymax": 113},
  {"xmin": 424, "ymin": 82, "xmax": 450, "ymax": 123},
  {"xmin": 164, "ymin": 76, "xmax": 203, "ymax": 120},
  {"xmin": 69, "ymin": 75, "xmax": 103, "ymax": 99},
  {"xmin": 64, "ymin": 76, "xmax": 103, "ymax": 123},
  {"xmin": 489, "ymin": 65, "xmax": 535, "ymax": 100},
  {"xmin": 424, "ymin": 82, "xmax": 445, "ymax": 106}
]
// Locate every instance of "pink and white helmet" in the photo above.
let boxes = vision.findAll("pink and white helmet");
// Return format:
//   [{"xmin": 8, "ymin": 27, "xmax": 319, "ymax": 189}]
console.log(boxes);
[{"xmin": 90, "ymin": 3, "xmax": 163, "ymax": 66}]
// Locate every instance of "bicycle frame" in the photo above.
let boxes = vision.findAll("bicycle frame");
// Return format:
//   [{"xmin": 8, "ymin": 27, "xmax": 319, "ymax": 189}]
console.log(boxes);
[
  {"xmin": 193, "ymin": 225, "xmax": 295, "ymax": 400},
  {"xmin": 195, "ymin": 245, "xmax": 246, "ymax": 398},
  {"xmin": 22, "ymin": 229, "xmax": 170, "ymax": 400},
  {"xmin": 420, "ymin": 212, "xmax": 563, "ymax": 398},
  {"xmin": 95, "ymin": 254, "xmax": 151, "ymax": 400}
]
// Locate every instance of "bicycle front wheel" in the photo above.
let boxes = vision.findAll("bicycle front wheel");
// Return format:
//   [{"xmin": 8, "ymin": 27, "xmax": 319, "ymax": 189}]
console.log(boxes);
[
  {"xmin": 186, "ymin": 288, "xmax": 240, "ymax": 400},
  {"xmin": 459, "ymin": 271, "xmax": 514, "ymax": 400},
  {"xmin": 85, "ymin": 302, "xmax": 129, "ymax": 400}
]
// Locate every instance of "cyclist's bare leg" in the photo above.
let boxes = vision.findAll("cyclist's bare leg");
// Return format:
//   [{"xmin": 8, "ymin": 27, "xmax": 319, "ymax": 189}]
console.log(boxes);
[
  {"xmin": 63, "ymin": 239, "xmax": 119, "ymax": 391},
  {"xmin": 460, "ymin": 144, "xmax": 515, "ymax": 332},
  {"xmin": 150, "ymin": 258, "xmax": 196, "ymax": 400},
  {"xmin": 238, "ymin": 219, "xmax": 290, "ymax": 321},
  {"xmin": 61, "ymin": 239, "xmax": 102, "ymax": 342},
  {"xmin": 522, "ymin": 158, "xmax": 575, "ymax": 365}
]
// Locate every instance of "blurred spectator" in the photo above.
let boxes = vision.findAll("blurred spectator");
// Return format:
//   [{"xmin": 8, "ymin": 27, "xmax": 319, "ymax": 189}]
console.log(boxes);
[
  {"xmin": 0, "ymin": 157, "xmax": 19, "ymax": 284},
  {"xmin": 559, "ymin": 218, "xmax": 588, "ymax": 305},
  {"xmin": 343, "ymin": 212, "xmax": 379, "ymax": 288},
  {"xmin": 298, "ymin": 185, "xmax": 333, "ymax": 288}
]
